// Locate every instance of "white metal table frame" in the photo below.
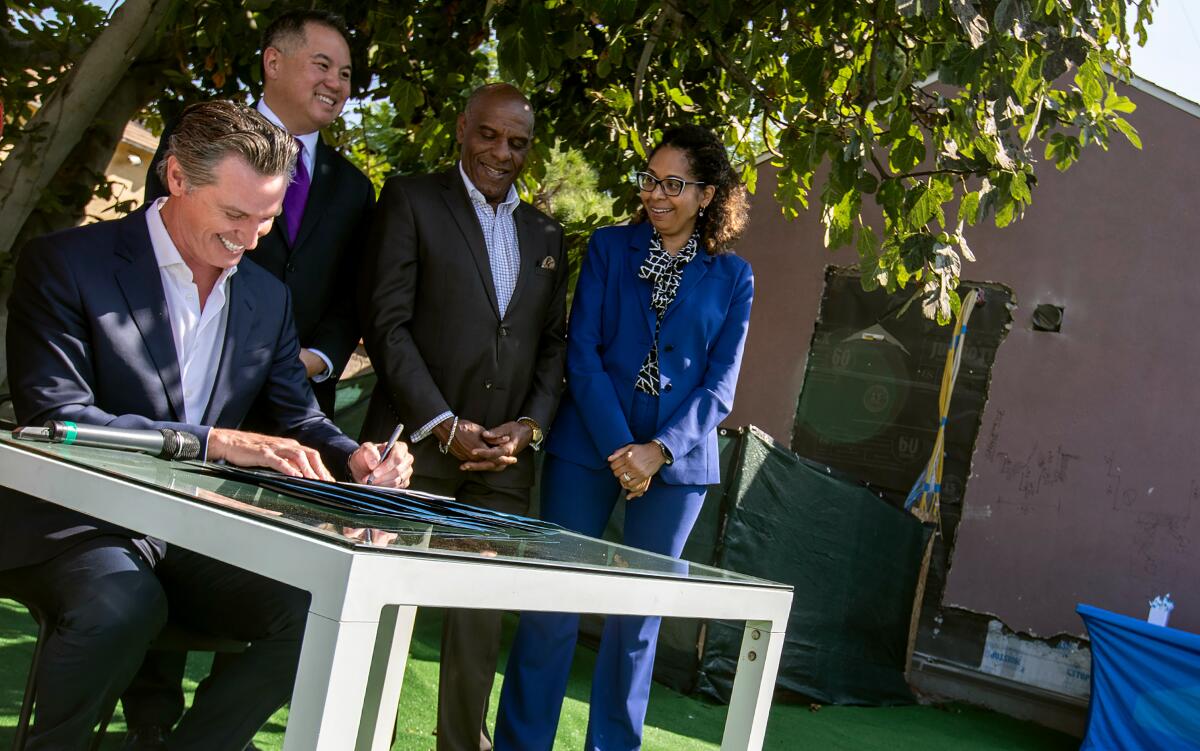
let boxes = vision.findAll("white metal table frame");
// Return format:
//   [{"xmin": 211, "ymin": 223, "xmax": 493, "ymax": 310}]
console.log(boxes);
[{"xmin": 0, "ymin": 440, "xmax": 793, "ymax": 750}]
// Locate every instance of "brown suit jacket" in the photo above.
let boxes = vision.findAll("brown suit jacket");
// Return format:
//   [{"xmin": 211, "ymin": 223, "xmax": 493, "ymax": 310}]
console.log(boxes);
[{"xmin": 358, "ymin": 168, "xmax": 568, "ymax": 489}]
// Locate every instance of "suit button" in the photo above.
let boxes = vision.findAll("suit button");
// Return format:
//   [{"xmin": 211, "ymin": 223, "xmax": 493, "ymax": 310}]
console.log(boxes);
[
  {"xmin": 664, "ymin": 344, "xmax": 674, "ymax": 352},
  {"xmin": 484, "ymin": 380, "xmax": 493, "ymax": 390},
  {"xmin": 664, "ymin": 383, "xmax": 673, "ymax": 392},
  {"xmin": 286, "ymin": 263, "xmax": 296, "ymax": 273},
  {"xmin": 498, "ymin": 327, "xmax": 509, "ymax": 337}
]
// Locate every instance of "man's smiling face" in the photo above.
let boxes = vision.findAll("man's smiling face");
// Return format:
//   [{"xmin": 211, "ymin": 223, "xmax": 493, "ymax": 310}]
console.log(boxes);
[
  {"xmin": 163, "ymin": 154, "xmax": 287, "ymax": 278},
  {"xmin": 262, "ymin": 21, "xmax": 351, "ymax": 134},
  {"xmin": 456, "ymin": 88, "xmax": 534, "ymax": 206}
]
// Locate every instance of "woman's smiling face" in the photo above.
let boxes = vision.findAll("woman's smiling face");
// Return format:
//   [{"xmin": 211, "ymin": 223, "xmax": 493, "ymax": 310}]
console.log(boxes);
[{"xmin": 640, "ymin": 146, "xmax": 715, "ymax": 249}]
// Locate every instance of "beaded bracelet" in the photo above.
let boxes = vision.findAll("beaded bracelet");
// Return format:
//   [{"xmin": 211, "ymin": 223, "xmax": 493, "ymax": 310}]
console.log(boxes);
[{"xmin": 439, "ymin": 415, "xmax": 460, "ymax": 455}]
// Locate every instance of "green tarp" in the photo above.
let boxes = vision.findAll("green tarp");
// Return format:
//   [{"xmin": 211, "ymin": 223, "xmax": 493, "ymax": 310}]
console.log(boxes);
[{"xmin": 688, "ymin": 427, "xmax": 932, "ymax": 705}]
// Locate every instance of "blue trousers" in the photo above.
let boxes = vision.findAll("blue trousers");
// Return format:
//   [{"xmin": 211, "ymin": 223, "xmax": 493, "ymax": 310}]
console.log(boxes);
[{"xmin": 496, "ymin": 393, "xmax": 706, "ymax": 751}]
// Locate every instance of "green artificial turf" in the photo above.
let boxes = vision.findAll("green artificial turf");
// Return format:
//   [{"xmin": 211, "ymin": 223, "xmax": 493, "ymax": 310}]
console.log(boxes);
[{"xmin": 0, "ymin": 599, "xmax": 1078, "ymax": 750}]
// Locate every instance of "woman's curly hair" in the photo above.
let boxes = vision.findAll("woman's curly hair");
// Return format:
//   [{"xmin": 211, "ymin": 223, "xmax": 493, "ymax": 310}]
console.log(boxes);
[{"xmin": 636, "ymin": 124, "xmax": 749, "ymax": 254}]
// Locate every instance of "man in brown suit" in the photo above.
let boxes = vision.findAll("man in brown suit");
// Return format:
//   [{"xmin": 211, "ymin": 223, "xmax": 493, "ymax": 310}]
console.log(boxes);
[{"xmin": 358, "ymin": 83, "xmax": 568, "ymax": 750}]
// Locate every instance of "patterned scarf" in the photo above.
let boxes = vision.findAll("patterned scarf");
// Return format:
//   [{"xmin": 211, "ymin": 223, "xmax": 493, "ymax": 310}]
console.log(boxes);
[{"xmin": 635, "ymin": 231, "xmax": 700, "ymax": 395}]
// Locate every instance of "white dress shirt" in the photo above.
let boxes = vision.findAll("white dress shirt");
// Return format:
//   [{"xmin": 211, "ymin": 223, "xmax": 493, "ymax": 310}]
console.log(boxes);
[
  {"xmin": 254, "ymin": 98, "xmax": 333, "ymax": 382},
  {"xmin": 145, "ymin": 198, "xmax": 236, "ymax": 425}
]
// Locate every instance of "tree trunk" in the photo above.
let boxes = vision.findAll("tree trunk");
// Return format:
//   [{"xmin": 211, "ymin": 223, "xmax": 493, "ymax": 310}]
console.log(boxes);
[
  {"xmin": 0, "ymin": 0, "xmax": 171, "ymax": 260},
  {"xmin": 0, "ymin": 0, "xmax": 172, "ymax": 391},
  {"xmin": 12, "ymin": 65, "xmax": 164, "ymax": 252}
]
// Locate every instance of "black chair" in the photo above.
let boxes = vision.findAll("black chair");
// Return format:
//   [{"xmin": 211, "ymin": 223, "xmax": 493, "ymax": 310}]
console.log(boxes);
[{"xmin": 5, "ymin": 598, "xmax": 248, "ymax": 750}]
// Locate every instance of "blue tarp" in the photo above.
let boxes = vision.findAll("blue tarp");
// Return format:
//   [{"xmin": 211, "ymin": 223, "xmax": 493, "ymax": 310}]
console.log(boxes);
[{"xmin": 1078, "ymin": 603, "xmax": 1200, "ymax": 751}]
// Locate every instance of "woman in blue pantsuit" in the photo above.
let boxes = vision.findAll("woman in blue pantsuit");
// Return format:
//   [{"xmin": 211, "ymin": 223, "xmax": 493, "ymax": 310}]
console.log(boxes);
[{"xmin": 496, "ymin": 125, "xmax": 753, "ymax": 750}]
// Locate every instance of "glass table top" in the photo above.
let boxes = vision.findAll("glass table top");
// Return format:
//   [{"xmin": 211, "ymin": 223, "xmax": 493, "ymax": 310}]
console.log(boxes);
[{"xmin": 1, "ymin": 433, "xmax": 786, "ymax": 589}]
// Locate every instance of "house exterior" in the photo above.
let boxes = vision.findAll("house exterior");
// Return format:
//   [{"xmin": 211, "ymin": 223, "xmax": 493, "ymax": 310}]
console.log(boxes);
[
  {"xmin": 82, "ymin": 120, "xmax": 159, "ymax": 222},
  {"xmin": 723, "ymin": 74, "xmax": 1200, "ymax": 732}
]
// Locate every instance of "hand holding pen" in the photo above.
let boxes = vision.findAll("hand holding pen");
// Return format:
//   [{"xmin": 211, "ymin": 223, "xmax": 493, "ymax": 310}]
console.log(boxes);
[{"xmin": 349, "ymin": 422, "xmax": 413, "ymax": 487}]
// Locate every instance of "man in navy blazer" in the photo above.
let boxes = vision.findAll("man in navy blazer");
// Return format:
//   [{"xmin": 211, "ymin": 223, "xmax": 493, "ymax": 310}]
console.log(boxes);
[{"xmin": 0, "ymin": 101, "xmax": 412, "ymax": 751}]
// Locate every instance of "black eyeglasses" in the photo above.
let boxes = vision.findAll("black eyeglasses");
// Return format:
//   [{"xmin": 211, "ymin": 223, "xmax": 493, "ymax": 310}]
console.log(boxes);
[{"xmin": 634, "ymin": 172, "xmax": 706, "ymax": 197}]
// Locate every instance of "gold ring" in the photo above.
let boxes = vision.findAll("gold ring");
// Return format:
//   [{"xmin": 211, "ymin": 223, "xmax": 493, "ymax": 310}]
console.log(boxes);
[{"xmin": 623, "ymin": 472, "xmax": 632, "ymax": 482}]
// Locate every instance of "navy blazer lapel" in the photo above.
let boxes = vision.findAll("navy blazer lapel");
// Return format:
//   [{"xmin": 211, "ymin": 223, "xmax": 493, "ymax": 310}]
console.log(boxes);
[
  {"xmin": 503, "ymin": 204, "xmax": 544, "ymax": 319},
  {"xmin": 113, "ymin": 212, "xmax": 186, "ymax": 422},
  {"xmin": 291, "ymin": 140, "xmax": 334, "ymax": 251},
  {"xmin": 202, "ymin": 271, "xmax": 255, "ymax": 426},
  {"xmin": 438, "ymin": 169, "xmax": 501, "ymax": 318},
  {"xmin": 626, "ymin": 223, "xmax": 657, "ymax": 337},
  {"xmin": 663, "ymin": 248, "xmax": 713, "ymax": 324}
]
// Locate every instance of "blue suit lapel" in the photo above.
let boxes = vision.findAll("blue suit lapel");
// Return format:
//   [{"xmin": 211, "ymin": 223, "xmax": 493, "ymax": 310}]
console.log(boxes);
[
  {"xmin": 626, "ymin": 223, "xmax": 657, "ymax": 337},
  {"xmin": 202, "ymin": 272, "xmax": 255, "ymax": 426},
  {"xmin": 663, "ymin": 249, "xmax": 713, "ymax": 324},
  {"xmin": 113, "ymin": 213, "xmax": 186, "ymax": 422}
]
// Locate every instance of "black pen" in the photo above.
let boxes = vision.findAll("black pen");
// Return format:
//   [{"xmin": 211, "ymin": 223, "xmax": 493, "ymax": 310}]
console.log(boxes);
[{"xmin": 367, "ymin": 423, "xmax": 405, "ymax": 485}]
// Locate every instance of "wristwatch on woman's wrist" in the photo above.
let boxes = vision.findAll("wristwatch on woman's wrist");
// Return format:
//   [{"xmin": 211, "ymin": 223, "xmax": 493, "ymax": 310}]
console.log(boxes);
[{"xmin": 651, "ymin": 438, "xmax": 673, "ymax": 464}]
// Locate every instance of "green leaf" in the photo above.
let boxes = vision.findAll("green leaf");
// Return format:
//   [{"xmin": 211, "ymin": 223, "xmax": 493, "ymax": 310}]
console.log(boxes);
[
  {"xmin": 1010, "ymin": 171, "xmax": 1031, "ymax": 203},
  {"xmin": 889, "ymin": 135, "xmax": 926, "ymax": 173},
  {"xmin": 857, "ymin": 223, "xmax": 879, "ymax": 261},
  {"xmin": 958, "ymin": 191, "xmax": 981, "ymax": 227},
  {"xmin": 1105, "ymin": 91, "xmax": 1136, "ymax": 114},
  {"xmin": 389, "ymin": 80, "xmax": 424, "ymax": 122},
  {"xmin": 1113, "ymin": 117, "xmax": 1142, "ymax": 150}
]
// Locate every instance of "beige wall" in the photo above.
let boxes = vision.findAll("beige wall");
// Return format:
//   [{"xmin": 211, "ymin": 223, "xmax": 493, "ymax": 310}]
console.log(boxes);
[{"xmin": 83, "ymin": 139, "xmax": 155, "ymax": 222}]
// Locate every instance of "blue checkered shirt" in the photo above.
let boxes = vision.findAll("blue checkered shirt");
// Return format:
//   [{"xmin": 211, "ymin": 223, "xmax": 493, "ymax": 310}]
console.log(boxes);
[{"xmin": 458, "ymin": 162, "xmax": 520, "ymax": 317}]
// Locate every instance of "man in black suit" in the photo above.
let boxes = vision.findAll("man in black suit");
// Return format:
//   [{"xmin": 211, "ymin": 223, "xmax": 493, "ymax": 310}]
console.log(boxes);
[
  {"xmin": 147, "ymin": 9, "xmax": 373, "ymax": 416},
  {"xmin": 0, "ymin": 100, "xmax": 413, "ymax": 751},
  {"xmin": 359, "ymin": 83, "xmax": 568, "ymax": 750}
]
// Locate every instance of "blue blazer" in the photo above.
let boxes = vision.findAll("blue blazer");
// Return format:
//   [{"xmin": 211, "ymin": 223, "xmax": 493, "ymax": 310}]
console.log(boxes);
[
  {"xmin": 546, "ymin": 223, "xmax": 753, "ymax": 485},
  {"xmin": 1, "ymin": 208, "xmax": 358, "ymax": 570}
]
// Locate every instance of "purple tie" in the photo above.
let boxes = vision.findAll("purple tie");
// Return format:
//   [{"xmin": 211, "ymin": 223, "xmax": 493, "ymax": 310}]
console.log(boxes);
[{"xmin": 283, "ymin": 138, "xmax": 311, "ymax": 244}]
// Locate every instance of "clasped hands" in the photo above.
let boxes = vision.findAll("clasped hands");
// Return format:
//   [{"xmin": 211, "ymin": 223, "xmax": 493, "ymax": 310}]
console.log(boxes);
[
  {"xmin": 435, "ymin": 417, "xmax": 532, "ymax": 472},
  {"xmin": 208, "ymin": 428, "xmax": 414, "ymax": 487},
  {"xmin": 608, "ymin": 443, "xmax": 667, "ymax": 500}
]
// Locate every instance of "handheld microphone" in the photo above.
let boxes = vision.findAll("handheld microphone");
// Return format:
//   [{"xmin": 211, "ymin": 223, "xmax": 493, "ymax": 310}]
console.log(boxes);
[{"xmin": 12, "ymin": 420, "xmax": 202, "ymax": 461}]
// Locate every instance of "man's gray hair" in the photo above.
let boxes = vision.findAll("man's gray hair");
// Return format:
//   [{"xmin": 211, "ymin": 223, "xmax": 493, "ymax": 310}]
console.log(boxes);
[{"xmin": 155, "ymin": 100, "xmax": 297, "ymax": 189}]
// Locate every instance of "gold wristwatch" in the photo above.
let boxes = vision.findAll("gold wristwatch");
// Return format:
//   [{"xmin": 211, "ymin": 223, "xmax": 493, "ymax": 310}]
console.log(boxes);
[{"xmin": 517, "ymin": 417, "xmax": 544, "ymax": 450}]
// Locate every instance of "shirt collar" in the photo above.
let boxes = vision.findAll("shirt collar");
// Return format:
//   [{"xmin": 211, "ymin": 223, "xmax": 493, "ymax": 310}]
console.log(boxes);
[
  {"xmin": 257, "ymin": 99, "xmax": 318, "ymax": 168},
  {"xmin": 458, "ymin": 161, "xmax": 520, "ymax": 213},
  {"xmin": 649, "ymin": 229, "xmax": 700, "ymax": 262},
  {"xmin": 146, "ymin": 197, "xmax": 238, "ymax": 285}
]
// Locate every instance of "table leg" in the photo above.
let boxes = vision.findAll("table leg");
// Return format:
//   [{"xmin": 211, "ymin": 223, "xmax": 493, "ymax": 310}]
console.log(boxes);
[
  {"xmin": 720, "ymin": 619, "xmax": 786, "ymax": 750},
  {"xmin": 355, "ymin": 605, "xmax": 418, "ymax": 750},
  {"xmin": 283, "ymin": 611, "xmax": 380, "ymax": 750}
]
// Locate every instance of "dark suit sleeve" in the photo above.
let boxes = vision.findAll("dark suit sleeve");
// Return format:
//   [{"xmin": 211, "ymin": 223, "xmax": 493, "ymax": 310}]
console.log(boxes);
[
  {"xmin": 306, "ymin": 173, "xmax": 374, "ymax": 377},
  {"xmin": 256, "ymin": 286, "xmax": 359, "ymax": 473},
  {"xmin": 561, "ymin": 233, "xmax": 637, "ymax": 455},
  {"xmin": 6, "ymin": 237, "xmax": 212, "ymax": 447},
  {"xmin": 517, "ymin": 220, "xmax": 569, "ymax": 429},
  {"xmin": 359, "ymin": 179, "xmax": 453, "ymax": 431},
  {"xmin": 655, "ymin": 261, "xmax": 754, "ymax": 461}
]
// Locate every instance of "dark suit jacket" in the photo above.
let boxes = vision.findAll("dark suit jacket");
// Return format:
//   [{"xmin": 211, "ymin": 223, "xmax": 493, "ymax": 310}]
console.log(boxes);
[
  {"xmin": 358, "ymin": 168, "xmax": 568, "ymax": 489},
  {"xmin": 0, "ymin": 209, "xmax": 359, "ymax": 571},
  {"xmin": 546, "ymin": 223, "xmax": 754, "ymax": 486},
  {"xmin": 148, "ymin": 135, "xmax": 374, "ymax": 411}
]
